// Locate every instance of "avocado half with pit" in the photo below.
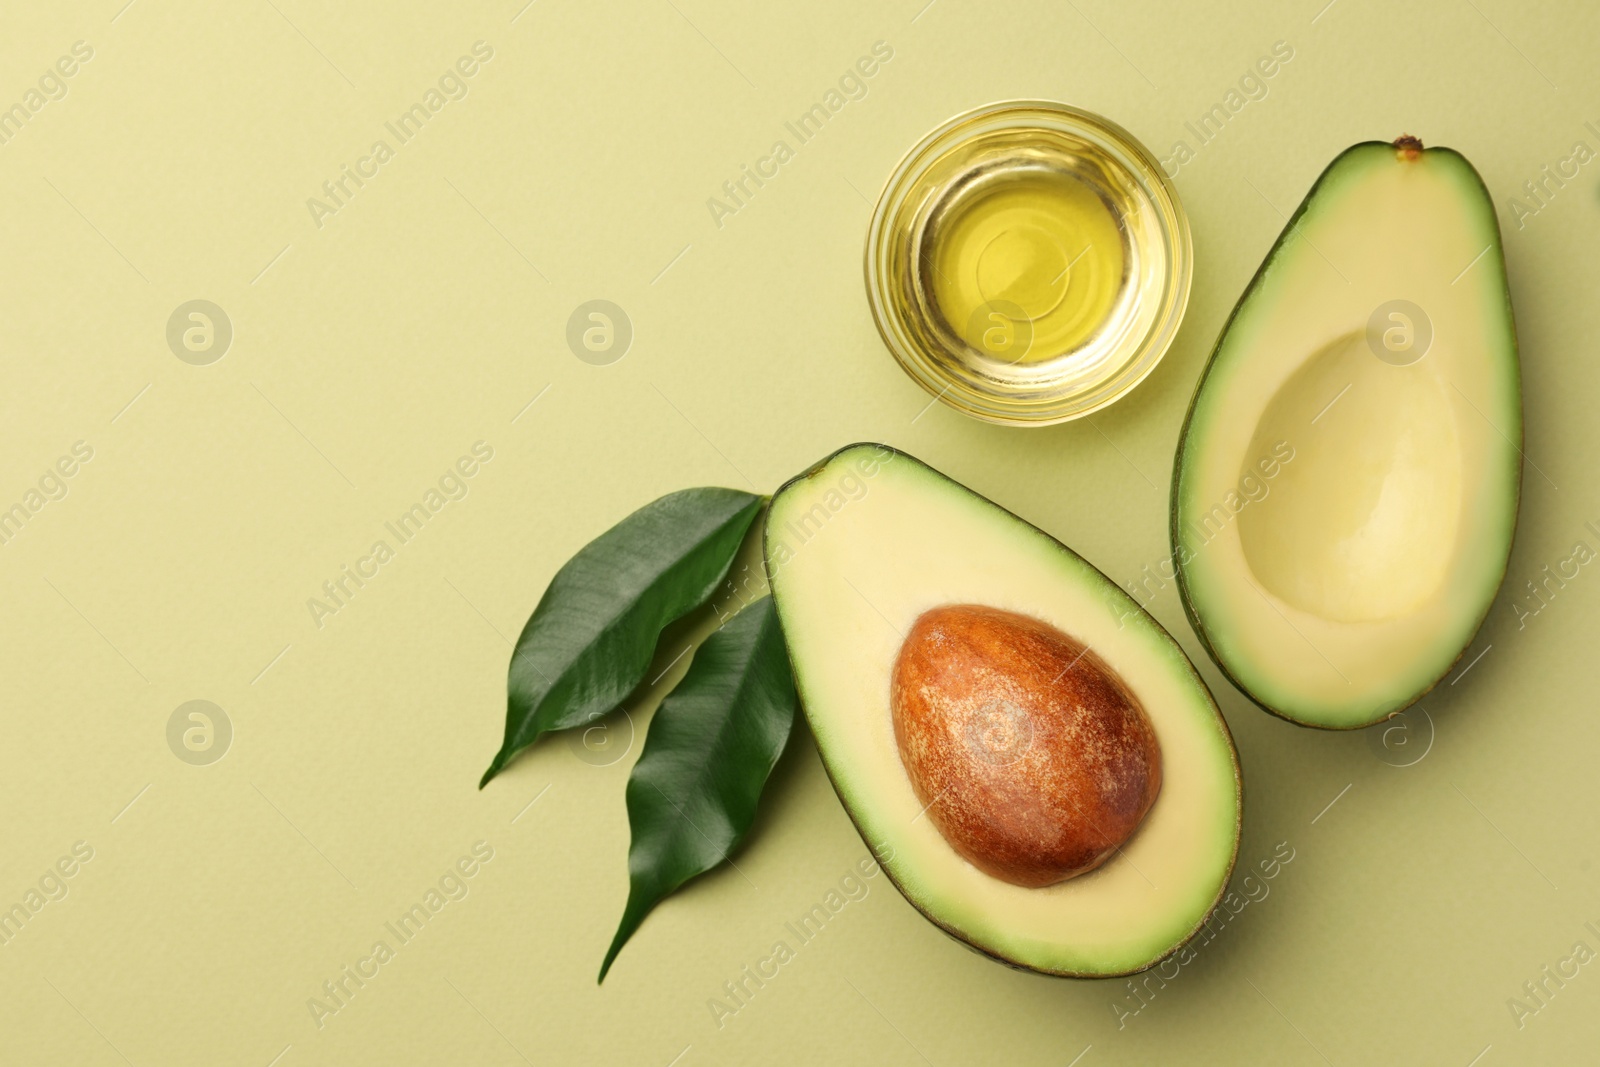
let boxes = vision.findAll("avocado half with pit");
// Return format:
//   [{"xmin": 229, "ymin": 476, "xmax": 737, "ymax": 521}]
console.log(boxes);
[
  {"xmin": 764, "ymin": 444, "xmax": 1241, "ymax": 977},
  {"xmin": 1172, "ymin": 137, "xmax": 1521, "ymax": 730}
]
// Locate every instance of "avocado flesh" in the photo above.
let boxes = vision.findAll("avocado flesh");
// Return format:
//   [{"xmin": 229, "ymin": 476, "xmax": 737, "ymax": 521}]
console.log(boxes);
[
  {"xmin": 1173, "ymin": 141, "xmax": 1521, "ymax": 729},
  {"xmin": 765, "ymin": 445, "xmax": 1241, "ymax": 977}
]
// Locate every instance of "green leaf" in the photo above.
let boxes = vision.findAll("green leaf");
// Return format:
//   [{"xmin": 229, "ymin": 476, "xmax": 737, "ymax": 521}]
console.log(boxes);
[
  {"xmin": 598, "ymin": 595, "xmax": 796, "ymax": 983},
  {"xmin": 480, "ymin": 487, "xmax": 763, "ymax": 788}
]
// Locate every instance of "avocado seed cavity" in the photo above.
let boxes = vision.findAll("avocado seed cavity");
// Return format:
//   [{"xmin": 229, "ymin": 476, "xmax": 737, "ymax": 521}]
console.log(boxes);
[{"xmin": 890, "ymin": 604, "xmax": 1162, "ymax": 888}]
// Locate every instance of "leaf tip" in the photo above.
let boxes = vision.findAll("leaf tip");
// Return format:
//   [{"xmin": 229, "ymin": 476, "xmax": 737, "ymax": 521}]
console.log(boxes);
[
  {"xmin": 597, "ymin": 940, "xmax": 623, "ymax": 985},
  {"xmin": 478, "ymin": 755, "xmax": 504, "ymax": 790},
  {"xmin": 598, "ymin": 899, "xmax": 647, "ymax": 985}
]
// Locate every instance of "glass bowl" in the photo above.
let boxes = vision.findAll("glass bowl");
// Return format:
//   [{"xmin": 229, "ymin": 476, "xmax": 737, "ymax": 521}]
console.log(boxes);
[{"xmin": 865, "ymin": 101, "xmax": 1192, "ymax": 426}]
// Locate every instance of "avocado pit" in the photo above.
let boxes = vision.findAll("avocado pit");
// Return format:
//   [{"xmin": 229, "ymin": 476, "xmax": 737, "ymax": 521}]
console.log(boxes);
[{"xmin": 890, "ymin": 604, "xmax": 1162, "ymax": 888}]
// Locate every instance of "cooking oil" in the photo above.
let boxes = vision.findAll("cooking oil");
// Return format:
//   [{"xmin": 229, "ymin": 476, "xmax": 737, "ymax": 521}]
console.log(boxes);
[
  {"xmin": 928, "ymin": 164, "xmax": 1127, "ymax": 362},
  {"xmin": 866, "ymin": 102, "xmax": 1192, "ymax": 425}
]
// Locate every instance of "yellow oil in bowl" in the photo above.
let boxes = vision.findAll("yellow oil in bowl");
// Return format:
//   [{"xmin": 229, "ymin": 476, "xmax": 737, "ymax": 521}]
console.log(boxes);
[{"xmin": 866, "ymin": 102, "xmax": 1192, "ymax": 425}]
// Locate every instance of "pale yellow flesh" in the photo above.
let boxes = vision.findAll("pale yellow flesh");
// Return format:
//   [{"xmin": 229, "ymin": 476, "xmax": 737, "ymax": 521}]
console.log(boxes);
[
  {"xmin": 1176, "ymin": 145, "xmax": 1519, "ymax": 727},
  {"xmin": 1238, "ymin": 330, "xmax": 1463, "ymax": 624},
  {"xmin": 767, "ymin": 447, "xmax": 1240, "ymax": 976}
]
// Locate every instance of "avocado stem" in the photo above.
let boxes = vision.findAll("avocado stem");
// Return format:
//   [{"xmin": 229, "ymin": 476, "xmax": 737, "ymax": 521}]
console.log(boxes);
[{"xmin": 1393, "ymin": 134, "xmax": 1424, "ymax": 161}]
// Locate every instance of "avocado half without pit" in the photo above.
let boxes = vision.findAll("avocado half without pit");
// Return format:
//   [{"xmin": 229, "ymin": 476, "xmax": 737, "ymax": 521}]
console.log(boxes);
[
  {"xmin": 764, "ymin": 444, "xmax": 1241, "ymax": 977},
  {"xmin": 1172, "ymin": 137, "xmax": 1522, "ymax": 729}
]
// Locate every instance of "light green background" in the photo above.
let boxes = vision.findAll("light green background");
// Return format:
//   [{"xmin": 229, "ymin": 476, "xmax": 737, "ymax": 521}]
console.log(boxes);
[{"xmin": 0, "ymin": 0, "xmax": 1594, "ymax": 1064}]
